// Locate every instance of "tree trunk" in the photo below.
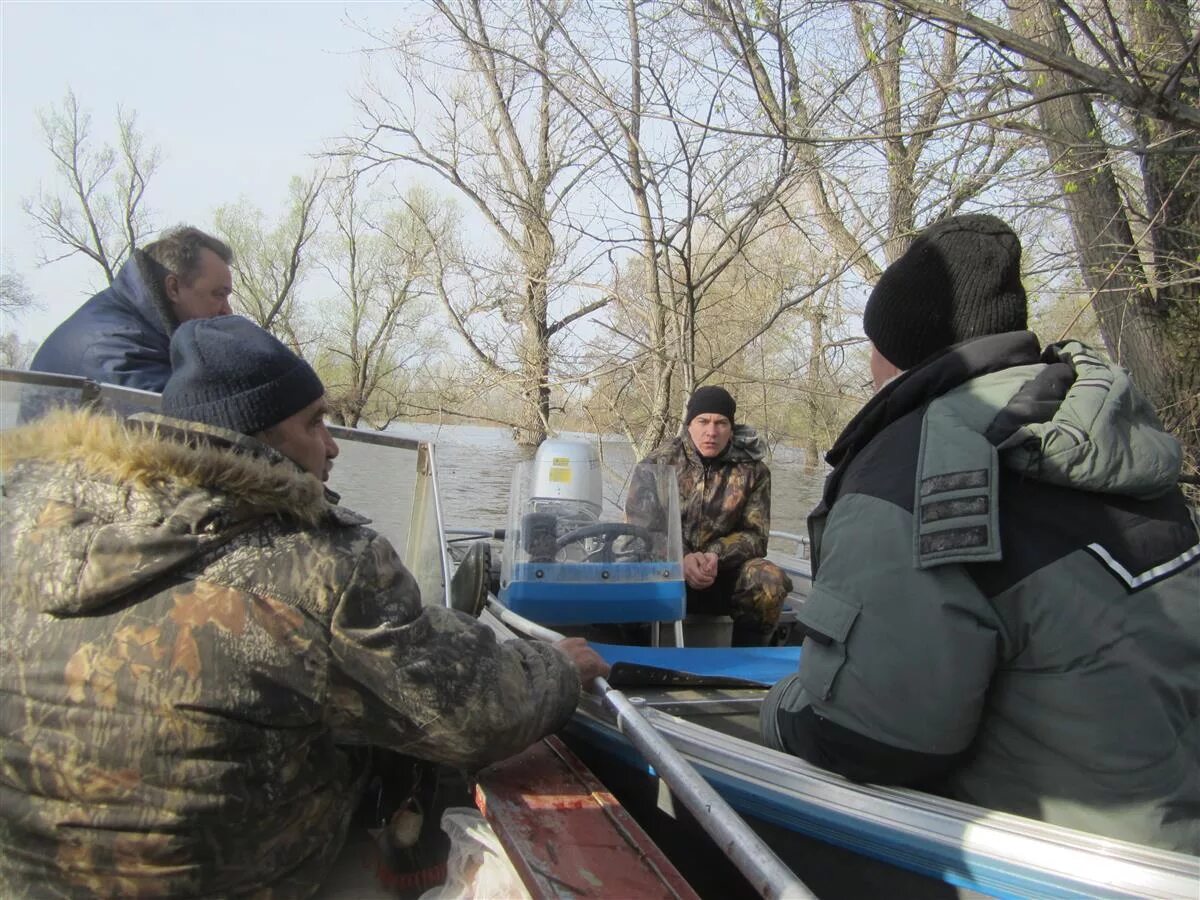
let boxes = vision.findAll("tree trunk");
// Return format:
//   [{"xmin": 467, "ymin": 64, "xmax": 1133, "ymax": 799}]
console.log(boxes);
[
  {"xmin": 802, "ymin": 307, "xmax": 826, "ymax": 473},
  {"xmin": 1123, "ymin": 0, "xmax": 1200, "ymax": 471},
  {"xmin": 515, "ymin": 248, "xmax": 551, "ymax": 447},
  {"xmin": 1008, "ymin": 0, "xmax": 1199, "ymax": 472}
]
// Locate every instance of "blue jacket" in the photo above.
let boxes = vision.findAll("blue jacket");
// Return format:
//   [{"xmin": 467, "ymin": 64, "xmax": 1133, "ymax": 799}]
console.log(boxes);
[{"xmin": 30, "ymin": 253, "xmax": 178, "ymax": 391}]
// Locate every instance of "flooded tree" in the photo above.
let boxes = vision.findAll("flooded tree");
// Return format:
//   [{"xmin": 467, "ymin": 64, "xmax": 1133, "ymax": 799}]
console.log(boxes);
[
  {"xmin": 593, "ymin": 0, "xmax": 1022, "ymax": 454},
  {"xmin": 313, "ymin": 175, "xmax": 447, "ymax": 429},
  {"xmin": 22, "ymin": 91, "xmax": 160, "ymax": 285},
  {"xmin": 213, "ymin": 171, "xmax": 326, "ymax": 345},
  {"xmin": 346, "ymin": 0, "xmax": 609, "ymax": 446},
  {"xmin": 886, "ymin": 0, "xmax": 1200, "ymax": 476}
]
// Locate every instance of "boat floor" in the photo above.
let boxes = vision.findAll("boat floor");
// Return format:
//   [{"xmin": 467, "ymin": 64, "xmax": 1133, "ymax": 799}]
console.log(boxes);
[{"xmin": 615, "ymin": 685, "xmax": 767, "ymax": 744}]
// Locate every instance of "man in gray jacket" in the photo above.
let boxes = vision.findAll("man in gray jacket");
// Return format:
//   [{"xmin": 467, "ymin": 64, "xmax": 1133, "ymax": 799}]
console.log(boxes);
[{"xmin": 761, "ymin": 214, "xmax": 1199, "ymax": 854}]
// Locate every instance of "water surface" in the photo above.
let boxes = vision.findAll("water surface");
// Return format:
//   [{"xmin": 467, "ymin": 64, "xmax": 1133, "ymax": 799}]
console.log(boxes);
[{"xmin": 332, "ymin": 423, "xmax": 826, "ymax": 548}]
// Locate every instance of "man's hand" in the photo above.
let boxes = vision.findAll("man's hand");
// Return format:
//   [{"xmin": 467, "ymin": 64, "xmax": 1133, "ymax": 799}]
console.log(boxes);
[
  {"xmin": 555, "ymin": 638, "xmax": 610, "ymax": 690},
  {"xmin": 683, "ymin": 551, "xmax": 719, "ymax": 590}
]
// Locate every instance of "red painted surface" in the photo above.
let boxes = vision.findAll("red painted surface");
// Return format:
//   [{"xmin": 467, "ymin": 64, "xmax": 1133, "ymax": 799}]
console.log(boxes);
[{"xmin": 476, "ymin": 736, "xmax": 700, "ymax": 899}]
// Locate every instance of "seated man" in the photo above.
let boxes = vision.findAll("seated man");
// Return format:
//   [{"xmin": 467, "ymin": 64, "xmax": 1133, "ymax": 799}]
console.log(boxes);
[
  {"xmin": 0, "ymin": 315, "xmax": 607, "ymax": 895},
  {"xmin": 760, "ymin": 214, "xmax": 1199, "ymax": 854},
  {"xmin": 30, "ymin": 225, "xmax": 234, "ymax": 390},
  {"xmin": 628, "ymin": 386, "xmax": 792, "ymax": 646}
]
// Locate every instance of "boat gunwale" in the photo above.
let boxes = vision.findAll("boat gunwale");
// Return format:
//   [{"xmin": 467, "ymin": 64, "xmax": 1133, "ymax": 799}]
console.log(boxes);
[{"xmin": 561, "ymin": 690, "xmax": 1200, "ymax": 899}]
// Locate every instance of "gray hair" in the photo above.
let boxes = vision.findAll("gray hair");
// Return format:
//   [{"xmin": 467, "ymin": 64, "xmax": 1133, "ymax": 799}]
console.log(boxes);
[{"xmin": 142, "ymin": 226, "xmax": 233, "ymax": 286}]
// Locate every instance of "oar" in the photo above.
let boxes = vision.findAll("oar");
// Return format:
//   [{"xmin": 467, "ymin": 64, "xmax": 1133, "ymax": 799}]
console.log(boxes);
[{"xmin": 483, "ymin": 598, "xmax": 815, "ymax": 900}]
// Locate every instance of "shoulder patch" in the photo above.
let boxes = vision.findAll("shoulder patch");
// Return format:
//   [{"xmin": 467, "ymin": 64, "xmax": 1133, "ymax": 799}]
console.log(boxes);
[{"xmin": 916, "ymin": 421, "xmax": 1002, "ymax": 569}]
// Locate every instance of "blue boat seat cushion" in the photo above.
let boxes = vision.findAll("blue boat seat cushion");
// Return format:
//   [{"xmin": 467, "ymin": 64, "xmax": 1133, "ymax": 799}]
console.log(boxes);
[{"xmin": 592, "ymin": 644, "xmax": 802, "ymax": 688}]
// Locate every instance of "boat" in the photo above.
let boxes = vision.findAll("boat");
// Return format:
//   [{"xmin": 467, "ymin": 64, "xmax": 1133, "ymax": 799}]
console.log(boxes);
[
  {"xmin": 4, "ymin": 370, "xmax": 1197, "ymax": 898},
  {"xmin": 448, "ymin": 437, "xmax": 1200, "ymax": 899}
]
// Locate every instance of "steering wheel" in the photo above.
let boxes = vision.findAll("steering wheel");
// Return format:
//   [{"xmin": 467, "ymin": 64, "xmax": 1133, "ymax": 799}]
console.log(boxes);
[{"xmin": 554, "ymin": 522, "xmax": 656, "ymax": 563}]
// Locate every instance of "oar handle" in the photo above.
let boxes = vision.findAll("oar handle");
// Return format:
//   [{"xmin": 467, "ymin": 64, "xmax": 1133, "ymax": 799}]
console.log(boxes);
[{"xmin": 484, "ymin": 600, "xmax": 814, "ymax": 900}]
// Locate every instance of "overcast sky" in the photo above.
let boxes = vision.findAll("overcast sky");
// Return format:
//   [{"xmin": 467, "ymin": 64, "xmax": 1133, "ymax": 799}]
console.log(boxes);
[{"xmin": 2, "ymin": 1, "xmax": 417, "ymax": 343}]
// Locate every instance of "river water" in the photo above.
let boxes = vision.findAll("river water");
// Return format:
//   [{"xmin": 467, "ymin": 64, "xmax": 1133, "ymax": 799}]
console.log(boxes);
[
  {"xmin": 0, "ymin": 380, "xmax": 827, "ymax": 550},
  {"xmin": 331, "ymin": 422, "xmax": 827, "ymax": 545}
]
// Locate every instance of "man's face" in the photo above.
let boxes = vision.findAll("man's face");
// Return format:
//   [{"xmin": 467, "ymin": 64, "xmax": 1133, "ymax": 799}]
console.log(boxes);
[
  {"xmin": 687, "ymin": 413, "xmax": 733, "ymax": 458},
  {"xmin": 257, "ymin": 396, "xmax": 339, "ymax": 482},
  {"xmin": 167, "ymin": 248, "xmax": 234, "ymax": 322},
  {"xmin": 870, "ymin": 343, "xmax": 903, "ymax": 393}
]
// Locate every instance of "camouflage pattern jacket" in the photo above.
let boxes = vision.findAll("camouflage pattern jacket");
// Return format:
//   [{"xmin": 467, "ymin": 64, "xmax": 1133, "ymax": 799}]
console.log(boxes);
[
  {"xmin": 629, "ymin": 427, "xmax": 772, "ymax": 570},
  {"xmin": 0, "ymin": 410, "xmax": 580, "ymax": 898}
]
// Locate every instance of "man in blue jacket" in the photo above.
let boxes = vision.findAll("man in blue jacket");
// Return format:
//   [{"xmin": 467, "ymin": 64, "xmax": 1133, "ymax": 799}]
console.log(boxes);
[
  {"xmin": 761, "ymin": 214, "xmax": 1199, "ymax": 854},
  {"xmin": 30, "ymin": 226, "xmax": 234, "ymax": 390}
]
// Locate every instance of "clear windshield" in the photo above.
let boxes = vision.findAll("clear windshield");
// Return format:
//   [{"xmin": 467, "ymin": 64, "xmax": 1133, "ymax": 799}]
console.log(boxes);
[{"xmin": 501, "ymin": 459, "xmax": 683, "ymax": 587}]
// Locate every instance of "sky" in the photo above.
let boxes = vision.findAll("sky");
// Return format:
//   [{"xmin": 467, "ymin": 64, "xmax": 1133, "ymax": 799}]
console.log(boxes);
[{"xmin": 1, "ymin": 0, "xmax": 422, "ymax": 344}]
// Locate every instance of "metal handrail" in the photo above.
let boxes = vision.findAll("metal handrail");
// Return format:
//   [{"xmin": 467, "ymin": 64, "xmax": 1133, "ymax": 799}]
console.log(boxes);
[
  {"xmin": 326, "ymin": 423, "xmax": 424, "ymax": 452},
  {"xmin": 419, "ymin": 442, "xmax": 452, "ymax": 609},
  {"xmin": 0, "ymin": 367, "xmax": 98, "ymax": 389},
  {"xmin": 769, "ymin": 530, "xmax": 810, "ymax": 559}
]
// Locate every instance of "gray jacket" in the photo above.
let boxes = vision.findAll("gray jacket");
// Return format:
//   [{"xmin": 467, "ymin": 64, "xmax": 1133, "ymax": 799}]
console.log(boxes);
[{"xmin": 774, "ymin": 333, "xmax": 1199, "ymax": 853}]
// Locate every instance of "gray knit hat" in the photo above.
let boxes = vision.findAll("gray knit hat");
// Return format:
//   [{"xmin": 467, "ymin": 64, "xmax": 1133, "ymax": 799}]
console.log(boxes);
[
  {"xmin": 162, "ymin": 315, "xmax": 324, "ymax": 434},
  {"xmin": 864, "ymin": 214, "xmax": 1027, "ymax": 370}
]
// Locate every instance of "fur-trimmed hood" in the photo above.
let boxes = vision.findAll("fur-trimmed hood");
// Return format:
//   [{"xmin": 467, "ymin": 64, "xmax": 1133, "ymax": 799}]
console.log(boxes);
[{"xmin": 0, "ymin": 409, "xmax": 360, "ymax": 616}]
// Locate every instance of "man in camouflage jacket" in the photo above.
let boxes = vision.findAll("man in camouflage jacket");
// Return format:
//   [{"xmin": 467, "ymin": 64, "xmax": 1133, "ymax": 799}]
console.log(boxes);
[
  {"xmin": 627, "ymin": 386, "xmax": 792, "ymax": 645},
  {"xmin": 0, "ymin": 316, "xmax": 605, "ymax": 897}
]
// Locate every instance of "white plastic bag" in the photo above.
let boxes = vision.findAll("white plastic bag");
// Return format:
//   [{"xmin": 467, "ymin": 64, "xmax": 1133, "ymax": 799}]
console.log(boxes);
[{"xmin": 418, "ymin": 807, "xmax": 530, "ymax": 900}]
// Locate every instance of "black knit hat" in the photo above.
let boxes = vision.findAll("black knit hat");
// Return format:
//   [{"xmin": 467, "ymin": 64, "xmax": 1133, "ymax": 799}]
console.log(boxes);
[
  {"xmin": 864, "ymin": 214, "xmax": 1027, "ymax": 370},
  {"xmin": 685, "ymin": 385, "xmax": 736, "ymax": 425},
  {"xmin": 162, "ymin": 315, "xmax": 325, "ymax": 435}
]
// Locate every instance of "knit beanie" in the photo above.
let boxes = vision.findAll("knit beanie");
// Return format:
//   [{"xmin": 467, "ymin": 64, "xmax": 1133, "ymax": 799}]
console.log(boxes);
[
  {"xmin": 864, "ymin": 214, "xmax": 1028, "ymax": 370},
  {"xmin": 162, "ymin": 315, "xmax": 325, "ymax": 435},
  {"xmin": 685, "ymin": 385, "xmax": 736, "ymax": 425}
]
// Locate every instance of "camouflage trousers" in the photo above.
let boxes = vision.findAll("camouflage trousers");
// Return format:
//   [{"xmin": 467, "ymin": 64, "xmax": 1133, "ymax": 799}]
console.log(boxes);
[{"xmin": 686, "ymin": 557, "xmax": 793, "ymax": 634}]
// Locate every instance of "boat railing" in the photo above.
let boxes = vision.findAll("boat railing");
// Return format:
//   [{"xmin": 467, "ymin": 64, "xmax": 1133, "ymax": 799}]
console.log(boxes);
[
  {"xmin": 1, "ymin": 367, "xmax": 451, "ymax": 609},
  {"xmin": 768, "ymin": 532, "xmax": 812, "ymax": 612},
  {"xmin": 769, "ymin": 530, "xmax": 810, "ymax": 560}
]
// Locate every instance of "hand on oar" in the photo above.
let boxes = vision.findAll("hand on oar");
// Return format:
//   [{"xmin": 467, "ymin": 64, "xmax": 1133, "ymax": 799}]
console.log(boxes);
[{"xmin": 554, "ymin": 637, "xmax": 610, "ymax": 689}]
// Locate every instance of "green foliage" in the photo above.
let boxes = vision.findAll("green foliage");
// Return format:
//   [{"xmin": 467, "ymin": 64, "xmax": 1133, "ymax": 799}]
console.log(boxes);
[{"xmin": 213, "ymin": 173, "xmax": 323, "ymax": 337}]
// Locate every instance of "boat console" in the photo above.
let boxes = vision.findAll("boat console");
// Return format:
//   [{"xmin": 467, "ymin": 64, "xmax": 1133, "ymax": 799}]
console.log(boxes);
[{"xmin": 498, "ymin": 439, "xmax": 687, "ymax": 644}]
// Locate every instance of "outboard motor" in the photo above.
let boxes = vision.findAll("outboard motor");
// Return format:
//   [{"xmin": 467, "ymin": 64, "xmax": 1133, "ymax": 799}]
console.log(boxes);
[
  {"xmin": 521, "ymin": 440, "xmax": 603, "ymax": 562},
  {"xmin": 499, "ymin": 439, "xmax": 685, "ymax": 632}
]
